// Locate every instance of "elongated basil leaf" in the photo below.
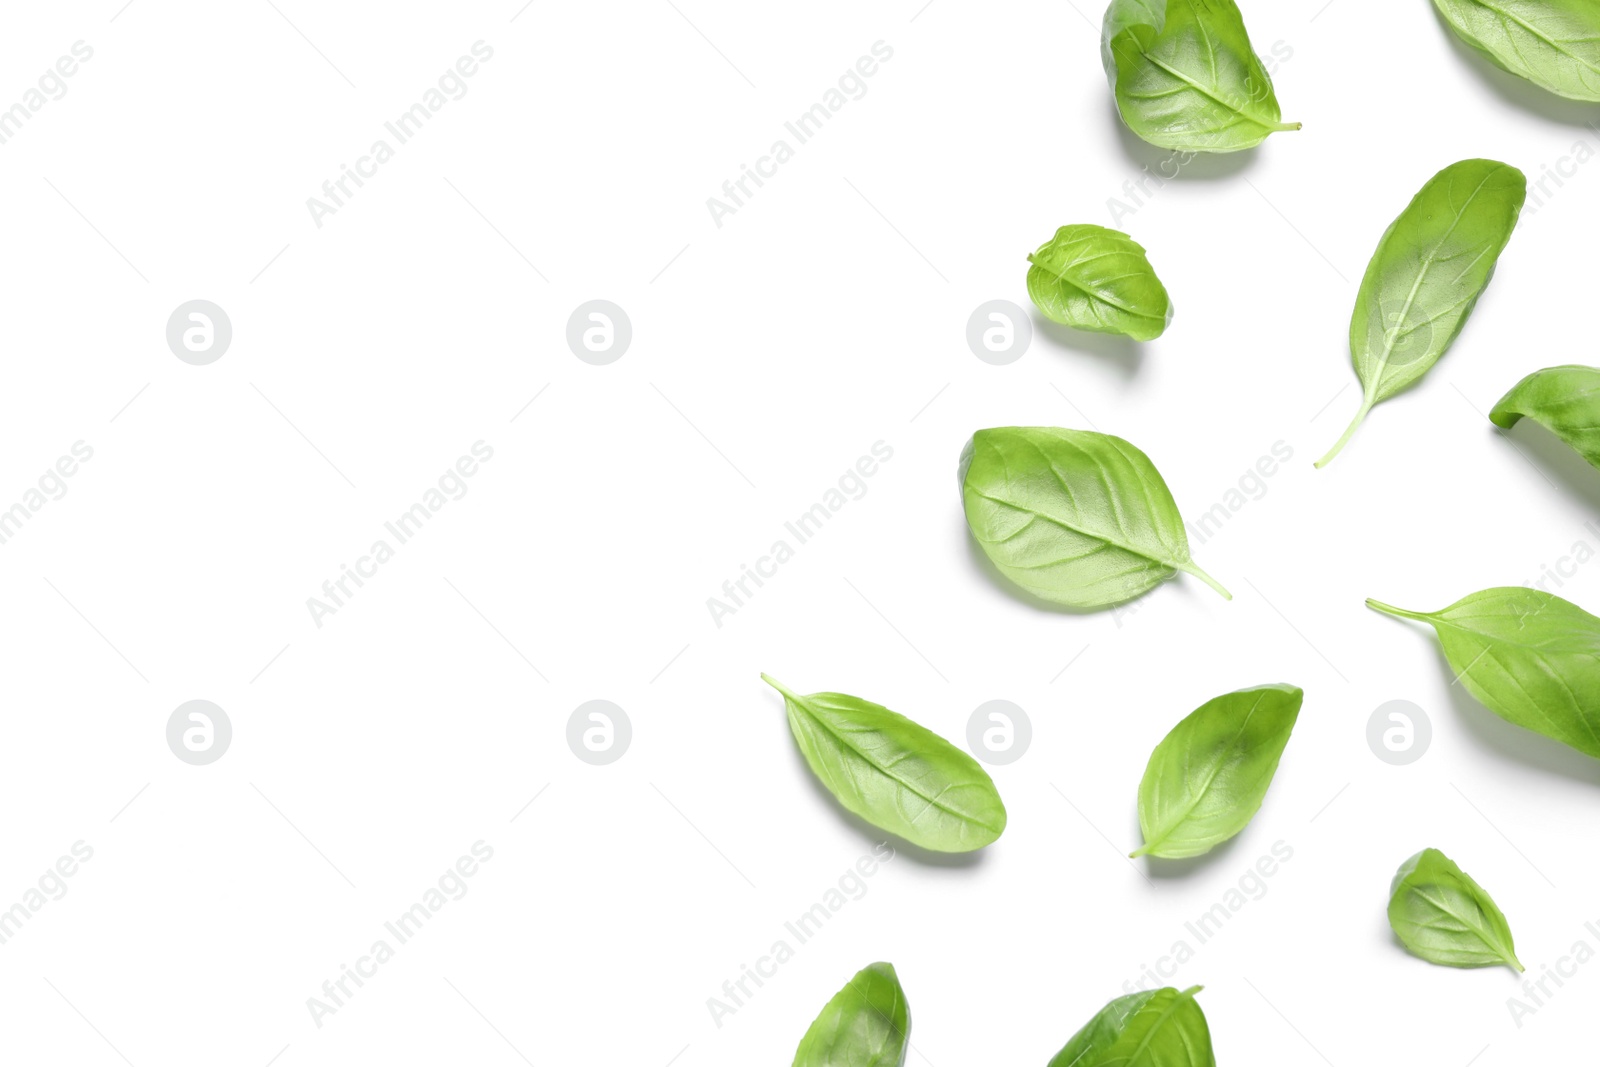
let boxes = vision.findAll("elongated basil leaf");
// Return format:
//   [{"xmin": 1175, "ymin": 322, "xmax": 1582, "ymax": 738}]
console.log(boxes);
[
  {"xmin": 1133, "ymin": 683, "xmax": 1302, "ymax": 859},
  {"xmin": 959, "ymin": 427, "xmax": 1229, "ymax": 609},
  {"xmin": 1489, "ymin": 364, "xmax": 1600, "ymax": 470},
  {"xmin": 1432, "ymin": 0, "xmax": 1600, "ymax": 101},
  {"xmin": 1389, "ymin": 848, "xmax": 1523, "ymax": 972},
  {"xmin": 763, "ymin": 676, "xmax": 1006, "ymax": 852},
  {"xmin": 1367, "ymin": 588, "xmax": 1600, "ymax": 759},
  {"xmin": 1101, "ymin": 0, "xmax": 1299, "ymax": 153},
  {"xmin": 1317, "ymin": 159, "xmax": 1526, "ymax": 468},
  {"xmin": 1026, "ymin": 225, "xmax": 1172, "ymax": 341},
  {"xmin": 793, "ymin": 962, "xmax": 910, "ymax": 1067},
  {"xmin": 1049, "ymin": 985, "xmax": 1214, "ymax": 1067}
]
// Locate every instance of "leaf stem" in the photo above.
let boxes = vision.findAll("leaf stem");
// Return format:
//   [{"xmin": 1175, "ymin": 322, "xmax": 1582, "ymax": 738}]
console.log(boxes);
[
  {"xmin": 760, "ymin": 673, "xmax": 801, "ymax": 702},
  {"xmin": 1180, "ymin": 985, "xmax": 1204, "ymax": 998},
  {"xmin": 1365, "ymin": 598, "xmax": 1433, "ymax": 622},
  {"xmin": 1273, "ymin": 121, "xmax": 1303, "ymax": 132},
  {"xmin": 1314, "ymin": 399, "xmax": 1373, "ymax": 468},
  {"xmin": 1179, "ymin": 563, "xmax": 1232, "ymax": 601},
  {"xmin": 1505, "ymin": 950, "xmax": 1526, "ymax": 974},
  {"xmin": 1129, "ymin": 843, "xmax": 1153, "ymax": 858}
]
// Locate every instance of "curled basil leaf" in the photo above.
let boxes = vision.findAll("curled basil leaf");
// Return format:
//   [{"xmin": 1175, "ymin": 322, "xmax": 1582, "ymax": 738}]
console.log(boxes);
[
  {"xmin": 1133, "ymin": 683, "xmax": 1302, "ymax": 859},
  {"xmin": 1026, "ymin": 225, "xmax": 1172, "ymax": 341},
  {"xmin": 1101, "ymin": 0, "xmax": 1299, "ymax": 153},
  {"xmin": 1432, "ymin": 0, "xmax": 1600, "ymax": 101},
  {"xmin": 1049, "ymin": 985, "xmax": 1214, "ymax": 1067},
  {"xmin": 1389, "ymin": 848, "xmax": 1523, "ymax": 972},
  {"xmin": 1317, "ymin": 159, "xmax": 1526, "ymax": 468},
  {"xmin": 959, "ymin": 426, "xmax": 1229, "ymax": 609},
  {"xmin": 793, "ymin": 962, "xmax": 910, "ymax": 1067},
  {"xmin": 1490, "ymin": 364, "xmax": 1600, "ymax": 471},
  {"xmin": 763, "ymin": 676, "xmax": 1006, "ymax": 853},
  {"xmin": 1367, "ymin": 588, "xmax": 1600, "ymax": 759}
]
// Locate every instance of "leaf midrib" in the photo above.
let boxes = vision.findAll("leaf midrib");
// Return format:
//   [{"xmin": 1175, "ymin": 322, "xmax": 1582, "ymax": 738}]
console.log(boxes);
[
  {"xmin": 1456, "ymin": 0, "xmax": 1600, "ymax": 78},
  {"xmin": 788, "ymin": 695, "xmax": 999, "ymax": 832}
]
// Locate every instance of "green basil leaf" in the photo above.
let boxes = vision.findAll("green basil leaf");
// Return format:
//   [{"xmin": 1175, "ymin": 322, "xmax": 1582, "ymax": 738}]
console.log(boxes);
[
  {"xmin": 1101, "ymin": 0, "xmax": 1299, "ymax": 153},
  {"xmin": 763, "ymin": 676, "xmax": 1006, "ymax": 853},
  {"xmin": 1489, "ymin": 364, "xmax": 1600, "ymax": 470},
  {"xmin": 793, "ymin": 962, "xmax": 910, "ymax": 1067},
  {"xmin": 959, "ymin": 426, "xmax": 1229, "ymax": 609},
  {"xmin": 1432, "ymin": 0, "xmax": 1600, "ymax": 101},
  {"xmin": 1026, "ymin": 225, "xmax": 1173, "ymax": 341},
  {"xmin": 1316, "ymin": 159, "xmax": 1526, "ymax": 468},
  {"xmin": 1048, "ymin": 985, "xmax": 1214, "ymax": 1067},
  {"xmin": 1388, "ymin": 848, "xmax": 1524, "ymax": 972},
  {"xmin": 1133, "ymin": 683, "xmax": 1302, "ymax": 859},
  {"xmin": 1367, "ymin": 588, "xmax": 1600, "ymax": 759}
]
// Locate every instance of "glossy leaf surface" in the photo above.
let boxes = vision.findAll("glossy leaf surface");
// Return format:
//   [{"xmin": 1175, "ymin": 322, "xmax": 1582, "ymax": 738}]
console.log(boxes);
[{"xmin": 765, "ymin": 676, "xmax": 1007, "ymax": 852}]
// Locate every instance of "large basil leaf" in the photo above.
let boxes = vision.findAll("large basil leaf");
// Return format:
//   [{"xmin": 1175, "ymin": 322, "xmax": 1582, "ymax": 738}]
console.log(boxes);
[
  {"xmin": 1133, "ymin": 683, "xmax": 1302, "ymax": 859},
  {"xmin": 1389, "ymin": 848, "xmax": 1523, "ymax": 972},
  {"xmin": 1048, "ymin": 985, "xmax": 1214, "ymax": 1067},
  {"xmin": 1367, "ymin": 588, "xmax": 1600, "ymax": 759},
  {"xmin": 1101, "ymin": 0, "xmax": 1299, "ymax": 153},
  {"xmin": 793, "ymin": 962, "xmax": 910, "ymax": 1067},
  {"xmin": 1489, "ymin": 364, "xmax": 1600, "ymax": 470},
  {"xmin": 763, "ymin": 676, "xmax": 1006, "ymax": 853},
  {"xmin": 1026, "ymin": 225, "xmax": 1172, "ymax": 341},
  {"xmin": 1432, "ymin": 0, "xmax": 1600, "ymax": 101},
  {"xmin": 1316, "ymin": 159, "xmax": 1526, "ymax": 468},
  {"xmin": 959, "ymin": 427, "xmax": 1229, "ymax": 609}
]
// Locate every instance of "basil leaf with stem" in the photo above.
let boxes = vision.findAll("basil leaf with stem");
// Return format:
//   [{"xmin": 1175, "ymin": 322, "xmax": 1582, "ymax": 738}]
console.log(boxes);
[
  {"xmin": 763, "ymin": 676, "xmax": 1007, "ymax": 853},
  {"xmin": 1101, "ymin": 0, "xmax": 1299, "ymax": 153},
  {"xmin": 1367, "ymin": 588, "xmax": 1600, "ymax": 759},
  {"xmin": 1489, "ymin": 364, "xmax": 1600, "ymax": 470},
  {"xmin": 1133, "ymin": 683, "xmax": 1302, "ymax": 859},
  {"xmin": 1026, "ymin": 225, "xmax": 1173, "ymax": 341},
  {"xmin": 1048, "ymin": 985, "xmax": 1214, "ymax": 1067},
  {"xmin": 1389, "ymin": 848, "xmax": 1523, "ymax": 972},
  {"xmin": 959, "ymin": 426, "xmax": 1230, "ymax": 609},
  {"xmin": 793, "ymin": 962, "xmax": 910, "ymax": 1067},
  {"xmin": 1316, "ymin": 159, "xmax": 1526, "ymax": 468},
  {"xmin": 1432, "ymin": 0, "xmax": 1600, "ymax": 102}
]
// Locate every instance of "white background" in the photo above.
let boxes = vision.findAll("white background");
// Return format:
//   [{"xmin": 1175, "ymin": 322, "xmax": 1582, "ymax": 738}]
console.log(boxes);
[{"xmin": 1, "ymin": 0, "xmax": 1598, "ymax": 1064}]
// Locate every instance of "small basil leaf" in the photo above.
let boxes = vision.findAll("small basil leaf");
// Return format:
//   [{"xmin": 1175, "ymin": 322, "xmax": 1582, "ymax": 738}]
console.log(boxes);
[
  {"xmin": 1388, "ymin": 848, "xmax": 1524, "ymax": 972},
  {"xmin": 1317, "ymin": 159, "xmax": 1526, "ymax": 468},
  {"xmin": 959, "ymin": 426, "xmax": 1229, "ymax": 609},
  {"xmin": 1102, "ymin": 0, "xmax": 1299, "ymax": 153},
  {"xmin": 1489, "ymin": 364, "xmax": 1600, "ymax": 470},
  {"xmin": 1432, "ymin": 0, "xmax": 1600, "ymax": 101},
  {"xmin": 1026, "ymin": 225, "xmax": 1173, "ymax": 341},
  {"xmin": 763, "ymin": 676, "xmax": 1006, "ymax": 853},
  {"xmin": 1367, "ymin": 588, "xmax": 1600, "ymax": 759},
  {"xmin": 793, "ymin": 962, "xmax": 910, "ymax": 1067},
  {"xmin": 1049, "ymin": 985, "xmax": 1214, "ymax": 1067},
  {"xmin": 1133, "ymin": 683, "xmax": 1302, "ymax": 859}
]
